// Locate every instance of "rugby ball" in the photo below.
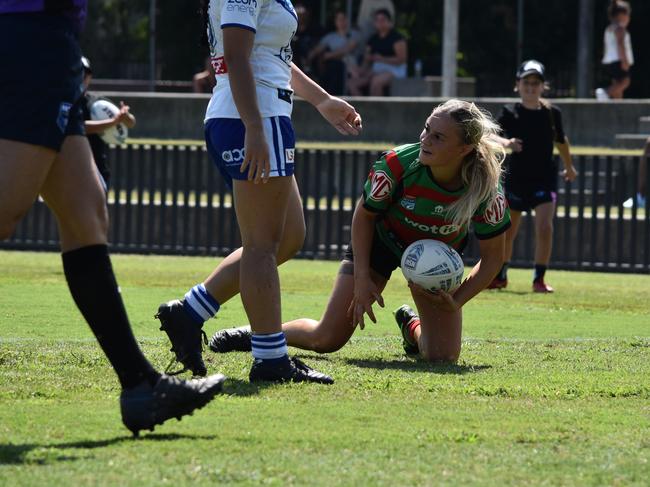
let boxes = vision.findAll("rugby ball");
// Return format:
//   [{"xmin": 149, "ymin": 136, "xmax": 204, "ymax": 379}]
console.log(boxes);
[
  {"xmin": 401, "ymin": 239, "xmax": 464, "ymax": 293},
  {"xmin": 89, "ymin": 99, "xmax": 128, "ymax": 145}
]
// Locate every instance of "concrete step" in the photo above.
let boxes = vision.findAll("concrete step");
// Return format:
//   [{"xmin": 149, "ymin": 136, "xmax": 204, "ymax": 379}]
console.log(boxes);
[
  {"xmin": 640, "ymin": 116, "xmax": 650, "ymax": 132},
  {"xmin": 614, "ymin": 133, "xmax": 649, "ymax": 149}
]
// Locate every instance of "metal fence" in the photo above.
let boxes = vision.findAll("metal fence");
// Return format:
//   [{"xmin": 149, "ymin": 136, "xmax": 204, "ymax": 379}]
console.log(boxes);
[{"xmin": 3, "ymin": 145, "xmax": 649, "ymax": 273}]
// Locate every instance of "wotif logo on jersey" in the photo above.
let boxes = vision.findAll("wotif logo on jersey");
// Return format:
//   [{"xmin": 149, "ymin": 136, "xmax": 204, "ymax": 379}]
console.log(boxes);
[
  {"xmin": 369, "ymin": 170, "xmax": 392, "ymax": 201},
  {"xmin": 404, "ymin": 217, "xmax": 458, "ymax": 235}
]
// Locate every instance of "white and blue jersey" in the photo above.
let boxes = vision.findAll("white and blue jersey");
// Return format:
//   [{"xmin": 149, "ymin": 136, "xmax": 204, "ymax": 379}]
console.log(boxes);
[{"xmin": 204, "ymin": 0, "xmax": 298, "ymax": 184}]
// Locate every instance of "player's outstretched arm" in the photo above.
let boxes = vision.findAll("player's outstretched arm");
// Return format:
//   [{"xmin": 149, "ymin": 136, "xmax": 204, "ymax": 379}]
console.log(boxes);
[{"xmin": 290, "ymin": 63, "xmax": 362, "ymax": 135}]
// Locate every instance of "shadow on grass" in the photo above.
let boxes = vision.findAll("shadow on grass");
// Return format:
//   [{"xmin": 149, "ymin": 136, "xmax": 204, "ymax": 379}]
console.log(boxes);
[
  {"xmin": 222, "ymin": 377, "xmax": 270, "ymax": 397},
  {"xmin": 0, "ymin": 433, "xmax": 218, "ymax": 465},
  {"xmin": 345, "ymin": 358, "xmax": 492, "ymax": 375}
]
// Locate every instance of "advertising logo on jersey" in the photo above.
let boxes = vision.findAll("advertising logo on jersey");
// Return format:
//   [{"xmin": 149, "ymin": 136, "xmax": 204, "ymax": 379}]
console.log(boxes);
[
  {"xmin": 369, "ymin": 170, "xmax": 393, "ymax": 201},
  {"xmin": 484, "ymin": 192, "xmax": 507, "ymax": 226},
  {"xmin": 432, "ymin": 205, "xmax": 444, "ymax": 215},
  {"xmin": 404, "ymin": 217, "xmax": 459, "ymax": 236},
  {"xmin": 285, "ymin": 148, "xmax": 295, "ymax": 163},
  {"xmin": 226, "ymin": 0, "xmax": 257, "ymax": 16},
  {"xmin": 211, "ymin": 56, "xmax": 227, "ymax": 75},
  {"xmin": 400, "ymin": 196, "xmax": 416, "ymax": 211}
]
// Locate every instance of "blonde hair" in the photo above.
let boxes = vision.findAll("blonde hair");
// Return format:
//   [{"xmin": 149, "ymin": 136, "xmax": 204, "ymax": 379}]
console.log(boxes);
[{"xmin": 432, "ymin": 99, "xmax": 505, "ymax": 229}]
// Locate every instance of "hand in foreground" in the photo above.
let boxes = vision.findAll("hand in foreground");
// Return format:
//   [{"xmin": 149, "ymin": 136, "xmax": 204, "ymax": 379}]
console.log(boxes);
[
  {"xmin": 240, "ymin": 125, "xmax": 271, "ymax": 184},
  {"xmin": 348, "ymin": 277, "xmax": 384, "ymax": 330},
  {"xmin": 408, "ymin": 281, "xmax": 460, "ymax": 313},
  {"xmin": 316, "ymin": 96, "xmax": 362, "ymax": 136}
]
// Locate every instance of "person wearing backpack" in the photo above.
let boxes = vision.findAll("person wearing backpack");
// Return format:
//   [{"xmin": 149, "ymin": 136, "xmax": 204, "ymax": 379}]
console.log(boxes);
[{"xmin": 488, "ymin": 60, "xmax": 577, "ymax": 293}]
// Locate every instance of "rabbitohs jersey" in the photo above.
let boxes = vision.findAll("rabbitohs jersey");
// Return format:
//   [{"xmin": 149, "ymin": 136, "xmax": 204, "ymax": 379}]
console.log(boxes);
[{"xmin": 362, "ymin": 143, "xmax": 511, "ymax": 258}]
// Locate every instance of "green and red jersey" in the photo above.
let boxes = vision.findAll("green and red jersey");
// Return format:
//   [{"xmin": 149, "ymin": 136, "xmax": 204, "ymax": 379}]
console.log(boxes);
[{"xmin": 362, "ymin": 143, "xmax": 511, "ymax": 258}]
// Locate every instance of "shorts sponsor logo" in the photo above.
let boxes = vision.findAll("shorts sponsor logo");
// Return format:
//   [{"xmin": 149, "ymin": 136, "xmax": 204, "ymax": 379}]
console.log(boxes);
[
  {"xmin": 369, "ymin": 170, "xmax": 393, "ymax": 201},
  {"xmin": 400, "ymin": 196, "xmax": 416, "ymax": 211},
  {"xmin": 485, "ymin": 192, "xmax": 507, "ymax": 226},
  {"xmin": 285, "ymin": 148, "xmax": 295, "ymax": 163},
  {"xmin": 404, "ymin": 217, "xmax": 459, "ymax": 236},
  {"xmin": 222, "ymin": 148, "xmax": 245, "ymax": 163},
  {"xmin": 56, "ymin": 102, "xmax": 72, "ymax": 133}
]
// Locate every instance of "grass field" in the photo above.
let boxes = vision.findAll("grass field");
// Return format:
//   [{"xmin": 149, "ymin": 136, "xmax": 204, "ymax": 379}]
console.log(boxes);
[{"xmin": 1, "ymin": 250, "xmax": 649, "ymax": 486}]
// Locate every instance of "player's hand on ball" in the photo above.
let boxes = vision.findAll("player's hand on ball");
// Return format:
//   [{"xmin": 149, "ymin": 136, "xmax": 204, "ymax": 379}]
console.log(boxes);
[
  {"xmin": 348, "ymin": 276, "xmax": 384, "ymax": 330},
  {"xmin": 408, "ymin": 281, "xmax": 460, "ymax": 312},
  {"xmin": 316, "ymin": 96, "xmax": 362, "ymax": 136},
  {"xmin": 241, "ymin": 125, "xmax": 271, "ymax": 184}
]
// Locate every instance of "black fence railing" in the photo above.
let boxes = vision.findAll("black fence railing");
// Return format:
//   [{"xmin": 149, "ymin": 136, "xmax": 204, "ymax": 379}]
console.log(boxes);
[{"xmin": 3, "ymin": 145, "xmax": 649, "ymax": 273}]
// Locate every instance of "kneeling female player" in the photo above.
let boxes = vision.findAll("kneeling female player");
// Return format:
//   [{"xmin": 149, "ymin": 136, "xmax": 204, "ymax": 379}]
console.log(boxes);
[{"xmin": 211, "ymin": 99, "xmax": 510, "ymax": 362}]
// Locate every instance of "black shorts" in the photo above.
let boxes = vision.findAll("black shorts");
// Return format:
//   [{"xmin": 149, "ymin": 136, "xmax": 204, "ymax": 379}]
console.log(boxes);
[
  {"xmin": 604, "ymin": 61, "xmax": 631, "ymax": 82},
  {"xmin": 342, "ymin": 235, "xmax": 401, "ymax": 280},
  {"xmin": 506, "ymin": 188, "xmax": 557, "ymax": 213},
  {"xmin": 0, "ymin": 13, "xmax": 85, "ymax": 151}
]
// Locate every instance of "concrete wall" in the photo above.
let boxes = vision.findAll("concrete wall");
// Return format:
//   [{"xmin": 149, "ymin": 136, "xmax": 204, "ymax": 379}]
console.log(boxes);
[{"xmin": 100, "ymin": 91, "xmax": 650, "ymax": 147}]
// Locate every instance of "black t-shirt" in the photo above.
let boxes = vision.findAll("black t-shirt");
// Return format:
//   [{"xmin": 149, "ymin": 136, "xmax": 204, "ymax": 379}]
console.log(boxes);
[
  {"xmin": 498, "ymin": 103, "xmax": 566, "ymax": 190},
  {"xmin": 367, "ymin": 29, "xmax": 404, "ymax": 57},
  {"xmin": 81, "ymin": 92, "xmax": 110, "ymax": 185}
]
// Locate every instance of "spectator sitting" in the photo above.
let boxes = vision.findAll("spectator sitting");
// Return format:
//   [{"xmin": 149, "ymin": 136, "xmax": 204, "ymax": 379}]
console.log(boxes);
[
  {"xmin": 356, "ymin": 0, "xmax": 395, "ymax": 45},
  {"xmin": 348, "ymin": 9, "xmax": 407, "ymax": 96},
  {"xmin": 307, "ymin": 11, "xmax": 360, "ymax": 95},
  {"xmin": 193, "ymin": 57, "xmax": 216, "ymax": 94},
  {"xmin": 291, "ymin": 3, "xmax": 322, "ymax": 75}
]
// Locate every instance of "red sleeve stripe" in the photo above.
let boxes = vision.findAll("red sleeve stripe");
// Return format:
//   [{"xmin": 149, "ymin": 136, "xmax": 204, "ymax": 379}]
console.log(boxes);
[{"xmin": 385, "ymin": 151, "xmax": 404, "ymax": 181}]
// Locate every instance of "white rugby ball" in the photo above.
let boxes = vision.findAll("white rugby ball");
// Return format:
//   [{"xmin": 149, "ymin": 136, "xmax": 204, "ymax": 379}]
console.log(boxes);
[
  {"xmin": 401, "ymin": 239, "xmax": 464, "ymax": 293},
  {"xmin": 89, "ymin": 99, "xmax": 128, "ymax": 145}
]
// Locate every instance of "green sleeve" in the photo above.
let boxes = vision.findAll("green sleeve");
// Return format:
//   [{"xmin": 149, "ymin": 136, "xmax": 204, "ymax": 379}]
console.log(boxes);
[
  {"xmin": 472, "ymin": 185, "xmax": 511, "ymax": 240},
  {"xmin": 361, "ymin": 152, "xmax": 402, "ymax": 213}
]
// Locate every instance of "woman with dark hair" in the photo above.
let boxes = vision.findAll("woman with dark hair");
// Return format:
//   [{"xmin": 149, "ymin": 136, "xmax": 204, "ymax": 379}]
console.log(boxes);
[
  {"xmin": 489, "ymin": 60, "xmax": 577, "ymax": 293},
  {"xmin": 596, "ymin": 1, "xmax": 634, "ymax": 100}
]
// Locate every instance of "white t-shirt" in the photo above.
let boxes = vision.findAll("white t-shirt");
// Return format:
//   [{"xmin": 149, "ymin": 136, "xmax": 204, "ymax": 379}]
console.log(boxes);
[
  {"xmin": 602, "ymin": 24, "xmax": 634, "ymax": 65},
  {"xmin": 205, "ymin": 0, "xmax": 298, "ymax": 120}
]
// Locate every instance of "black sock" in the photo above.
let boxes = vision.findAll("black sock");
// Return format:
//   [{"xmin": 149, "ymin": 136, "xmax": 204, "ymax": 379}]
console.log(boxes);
[
  {"xmin": 62, "ymin": 245, "xmax": 160, "ymax": 389},
  {"xmin": 533, "ymin": 264, "xmax": 547, "ymax": 283},
  {"xmin": 498, "ymin": 262, "xmax": 509, "ymax": 281}
]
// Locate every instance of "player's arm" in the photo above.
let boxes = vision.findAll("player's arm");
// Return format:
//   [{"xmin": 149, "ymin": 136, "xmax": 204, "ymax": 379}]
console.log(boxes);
[
  {"xmin": 222, "ymin": 26, "xmax": 269, "ymax": 183},
  {"xmin": 290, "ymin": 63, "xmax": 362, "ymax": 135},
  {"xmin": 615, "ymin": 26, "xmax": 629, "ymax": 70},
  {"xmin": 84, "ymin": 118, "xmax": 121, "ymax": 134},
  {"xmin": 556, "ymin": 137, "xmax": 576, "ymax": 182},
  {"xmin": 348, "ymin": 199, "xmax": 384, "ymax": 330}
]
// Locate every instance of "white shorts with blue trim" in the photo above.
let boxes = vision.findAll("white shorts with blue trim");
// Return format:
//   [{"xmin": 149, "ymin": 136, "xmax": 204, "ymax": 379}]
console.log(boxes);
[{"xmin": 205, "ymin": 116, "xmax": 296, "ymax": 188}]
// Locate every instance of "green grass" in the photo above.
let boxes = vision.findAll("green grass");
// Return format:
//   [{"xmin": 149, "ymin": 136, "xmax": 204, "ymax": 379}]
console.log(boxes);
[{"xmin": 1, "ymin": 250, "xmax": 649, "ymax": 486}]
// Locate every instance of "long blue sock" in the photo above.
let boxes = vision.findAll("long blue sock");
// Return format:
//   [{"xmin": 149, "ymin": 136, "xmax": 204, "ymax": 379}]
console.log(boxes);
[
  {"xmin": 251, "ymin": 332, "xmax": 290, "ymax": 365},
  {"xmin": 182, "ymin": 283, "xmax": 220, "ymax": 325}
]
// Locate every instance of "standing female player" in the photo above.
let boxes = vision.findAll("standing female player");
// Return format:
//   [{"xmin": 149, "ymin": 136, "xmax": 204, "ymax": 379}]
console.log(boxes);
[
  {"xmin": 595, "ymin": 1, "xmax": 633, "ymax": 100},
  {"xmin": 0, "ymin": 1, "xmax": 225, "ymax": 436},
  {"xmin": 488, "ymin": 60, "xmax": 577, "ymax": 292},
  {"xmin": 155, "ymin": 0, "xmax": 362, "ymax": 382},
  {"xmin": 209, "ymin": 99, "xmax": 510, "ymax": 362}
]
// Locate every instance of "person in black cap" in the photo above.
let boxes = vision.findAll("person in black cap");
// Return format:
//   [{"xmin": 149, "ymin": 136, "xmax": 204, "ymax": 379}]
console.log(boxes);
[
  {"xmin": 488, "ymin": 60, "xmax": 577, "ymax": 293},
  {"xmin": 81, "ymin": 56, "xmax": 136, "ymax": 190}
]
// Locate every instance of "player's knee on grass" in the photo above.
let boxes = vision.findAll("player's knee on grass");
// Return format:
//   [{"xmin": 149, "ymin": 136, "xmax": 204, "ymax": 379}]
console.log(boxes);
[{"xmin": 311, "ymin": 333, "xmax": 348, "ymax": 354}]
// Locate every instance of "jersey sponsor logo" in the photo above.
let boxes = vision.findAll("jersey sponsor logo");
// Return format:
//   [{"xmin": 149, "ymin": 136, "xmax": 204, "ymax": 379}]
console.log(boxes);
[
  {"xmin": 432, "ymin": 205, "xmax": 444, "ymax": 215},
  {"xmin": 369, "ymin": 170, "xmax": 393, "ymax": 201},
  {"xmin": 484, "ymin": 193, "xmax": 507, "ymax": 226},
  {"xmin": 404, "ymin": 217, "xmax": 459, "ymax": 236},
  {"xmin": 226, "ymin": 0, "xmax": 257, "ymax": 15},
  {"xmin": 211, "ymin": 56, "xmax": 227, "ymax": 75},
  {"xmin": 285, "ymin": 148, "xmax": 295, "ymax": 163},
  {"xmin": 275, "ymin": 38, "xmax": 294, "ymax": 66},
  {"xmin": 222, "ymin": 148, "xmax": 245, "ymax": 164},
  {"xmin": 400, "ymin": 196, "xmax": 416, "ymax": 211}
]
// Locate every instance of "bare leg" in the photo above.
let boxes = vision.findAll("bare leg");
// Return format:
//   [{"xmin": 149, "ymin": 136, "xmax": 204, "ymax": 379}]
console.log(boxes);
[
  {"xmin": 39, "ymin": 136, "xmax": 108, "ymax": 250},
  {"xmin": 0, "ymin": 139, "xmax": 57, "ymax": 239},
  {"xmin": 411, "ymin": 289, "xmax": 462, "ymax": 363},
  {"xmin": 282, "ymin": 261, "xmax": 388, "ymax": 353},
  {"xmin": 203, "ymin": 177, "xmax": 305, "ymax": 304},
  {"xmin": 234, "ymin": 177, "xmax": 293, "ymax": 334},
  {"xmin": 533, "ymin": 201, "xmax": 556, "ymax": 266},
  {"xmin": 504, "ymin": 210, "xmax": 522, "ymax": 262}
]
